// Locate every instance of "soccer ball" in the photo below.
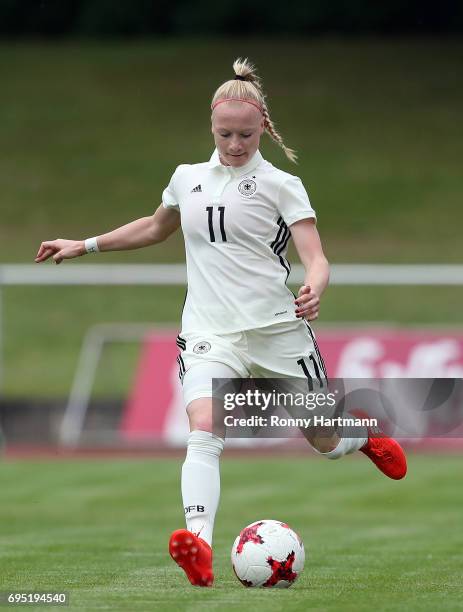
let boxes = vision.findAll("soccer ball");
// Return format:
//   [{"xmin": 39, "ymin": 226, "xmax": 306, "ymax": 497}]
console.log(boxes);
[{"xmin": 231, "ymin": 519, "xmax": 305, "ymax": 588}]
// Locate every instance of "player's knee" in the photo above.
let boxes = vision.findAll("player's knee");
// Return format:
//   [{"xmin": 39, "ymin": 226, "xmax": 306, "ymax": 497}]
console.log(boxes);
[
  {"xmin": 310, "ymin": 434, "xmax": 340, "ymax": 454},
  {"xmin": 187, "ymin": 399, "xmax": 214, "ymax": 433},
  {"xmin": 190, "ymin": 417, "xmax": 213, "ymax": 433}
]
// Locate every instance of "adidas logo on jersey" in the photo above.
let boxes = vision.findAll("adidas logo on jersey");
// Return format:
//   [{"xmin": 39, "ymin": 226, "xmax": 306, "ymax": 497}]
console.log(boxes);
[{"xmin": 191, "ymin": 184, "xmax": 202, "ymax": 193}]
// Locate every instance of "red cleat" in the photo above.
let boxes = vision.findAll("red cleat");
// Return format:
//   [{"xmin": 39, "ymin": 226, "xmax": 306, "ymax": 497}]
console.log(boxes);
[
  {"xmin": 359, "ymin": 420, "xmax": 407, "ymax": 480},
  {"xmin": 169, "ymin": 529, "xmax": 214, "ymax": 587}
]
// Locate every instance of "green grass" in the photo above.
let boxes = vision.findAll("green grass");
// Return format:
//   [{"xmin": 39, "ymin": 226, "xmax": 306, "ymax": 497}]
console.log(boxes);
[{"xmin": 0, "ymin": 454, "xmax": 462, "ymax": 610}]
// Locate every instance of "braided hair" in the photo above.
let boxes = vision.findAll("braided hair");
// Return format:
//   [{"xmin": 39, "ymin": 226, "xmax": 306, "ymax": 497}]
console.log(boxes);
[{"xmin": 211, "ymin": 58, "xmax": 297, "ymax": 164}]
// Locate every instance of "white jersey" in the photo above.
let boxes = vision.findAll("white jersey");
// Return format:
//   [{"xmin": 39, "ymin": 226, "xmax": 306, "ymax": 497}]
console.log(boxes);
[{"xmin": 162, "ymin": 149, "xmax": 316, "ymax": 334}]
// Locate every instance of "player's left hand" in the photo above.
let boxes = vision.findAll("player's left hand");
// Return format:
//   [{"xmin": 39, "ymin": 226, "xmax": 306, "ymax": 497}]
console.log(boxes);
[{"xmin": 295, "ymin": 285, "xmax": 320, "ymax": 321}]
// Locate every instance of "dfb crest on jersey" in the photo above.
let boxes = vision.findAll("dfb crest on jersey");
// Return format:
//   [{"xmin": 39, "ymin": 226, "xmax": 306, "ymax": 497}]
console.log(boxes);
[
  {"xmin": 238, "ymin": 178, "xmax": 257, "ymax": 197},
  {"xmin": 193, "ymin": 341, "xmax": 211, "ymax": 354}
]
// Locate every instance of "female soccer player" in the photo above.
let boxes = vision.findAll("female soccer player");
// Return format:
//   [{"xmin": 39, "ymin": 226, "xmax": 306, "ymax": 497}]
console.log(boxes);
[{"xmin": 36, "ymin": 58, "xmax": 406, "ymax": 587}]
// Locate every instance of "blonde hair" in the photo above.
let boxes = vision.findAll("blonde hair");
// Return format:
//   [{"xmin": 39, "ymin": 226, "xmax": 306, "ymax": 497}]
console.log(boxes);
[{"xmin": 211, "ymin": 58, "xmax": 297, "ymax": 164}]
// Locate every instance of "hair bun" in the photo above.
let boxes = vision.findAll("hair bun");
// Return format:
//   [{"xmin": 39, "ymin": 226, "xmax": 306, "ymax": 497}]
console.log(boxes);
[{"xmin": 232, "ymin": 58, "xmax": 260, "ymax": 86}]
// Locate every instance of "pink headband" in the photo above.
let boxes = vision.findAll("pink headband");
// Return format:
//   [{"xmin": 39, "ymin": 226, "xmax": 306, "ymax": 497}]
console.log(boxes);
[{"xmin": 211, "ymin": 98, "xmax": 264, "ymax": 115}]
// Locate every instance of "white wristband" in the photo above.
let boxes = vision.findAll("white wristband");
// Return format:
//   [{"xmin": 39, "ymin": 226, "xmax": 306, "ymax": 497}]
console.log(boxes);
[{"xmin": 84, "ymin": 237, "xmax": 100, "ymax": 254}]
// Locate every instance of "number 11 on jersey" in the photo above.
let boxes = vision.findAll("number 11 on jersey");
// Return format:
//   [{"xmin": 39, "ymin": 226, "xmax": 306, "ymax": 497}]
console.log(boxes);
[{"xmin": 206, "ymin": 206, "xmax": 227, "ymax": 243}]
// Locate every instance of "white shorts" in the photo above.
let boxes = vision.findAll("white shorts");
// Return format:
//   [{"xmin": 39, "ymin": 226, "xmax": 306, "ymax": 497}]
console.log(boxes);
[{"xmin": 176, "ymin": 320, "xmax": 327, "ymax": 407}]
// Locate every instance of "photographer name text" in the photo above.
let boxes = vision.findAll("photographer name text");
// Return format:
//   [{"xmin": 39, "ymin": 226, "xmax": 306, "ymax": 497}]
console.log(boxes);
[{"xmin": 223, "ymin": 415, "xmax": 378, "ymax": 428}]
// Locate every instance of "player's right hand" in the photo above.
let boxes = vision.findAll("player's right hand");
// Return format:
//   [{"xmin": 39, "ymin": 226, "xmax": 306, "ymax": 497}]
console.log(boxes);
[{"xmin": 35, "ymin": 239, "xmax": 86, "ymax": 265}]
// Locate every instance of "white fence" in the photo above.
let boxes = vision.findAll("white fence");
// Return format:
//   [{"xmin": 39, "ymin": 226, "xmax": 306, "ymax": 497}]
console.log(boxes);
[{"xmin": 2, "ymin": 263, "xmax": 463, "ymax": 286}]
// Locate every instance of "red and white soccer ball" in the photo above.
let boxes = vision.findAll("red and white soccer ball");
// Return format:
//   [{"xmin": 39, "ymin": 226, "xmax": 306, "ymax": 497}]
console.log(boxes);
[{"xmin": 231, "ymin": 519, "xmax": 305, "ymax": 588}]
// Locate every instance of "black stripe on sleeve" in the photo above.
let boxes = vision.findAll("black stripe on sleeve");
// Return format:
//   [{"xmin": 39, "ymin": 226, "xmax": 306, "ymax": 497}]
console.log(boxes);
[
  {"xmin": 276, "ymin": 228, "xmax": 291, "ymax": 255},
  {"xmin": 273, "ymin": 224, "xmax": 289, "ymax": 255},
  {"xmin": 270, "ymin": 217, "xmax": 285, "ymax": 251},
  {"xmin": 271, "ymin": 217, "xmax": 292, "ymax": 280},
  {"xmin": 176, "ymin": 334, "xmax": 186, "ymax": 350}
]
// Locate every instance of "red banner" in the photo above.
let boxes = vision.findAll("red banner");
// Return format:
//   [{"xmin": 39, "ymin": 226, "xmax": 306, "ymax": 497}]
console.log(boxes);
[{"xmin": 121, "ymin": 328, "xmax": 463, "ymax": 444}]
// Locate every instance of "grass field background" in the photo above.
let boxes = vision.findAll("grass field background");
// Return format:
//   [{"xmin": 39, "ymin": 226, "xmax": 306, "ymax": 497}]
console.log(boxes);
[
  {"xmin": 1, "ymin": 455, "xmax": 462, "ymax": 611},
  {"xmin": 1, "ymin": 38, "xmax": 462, "ymax": 612},
  {"xmin": 1, "ymin": 38, "xmax": 462, "ymax": 397}
]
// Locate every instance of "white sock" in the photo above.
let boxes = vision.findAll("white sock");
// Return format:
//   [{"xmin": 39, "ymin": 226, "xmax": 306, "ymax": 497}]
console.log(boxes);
[
  {"xmin": 314, "ymin": 427, "xmax": 368, "ymax": 460},
  {"xmin": 181, "ymin": 430, "xmax": 224, "ymax": 546}
]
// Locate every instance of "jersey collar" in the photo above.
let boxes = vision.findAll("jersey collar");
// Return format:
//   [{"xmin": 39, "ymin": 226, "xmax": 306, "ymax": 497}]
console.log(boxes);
[{"xmin": 208, "ymin": 149, "xmax": 263, "ymax": 177}]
